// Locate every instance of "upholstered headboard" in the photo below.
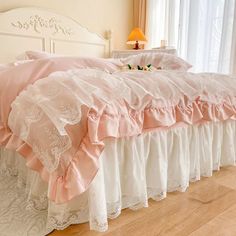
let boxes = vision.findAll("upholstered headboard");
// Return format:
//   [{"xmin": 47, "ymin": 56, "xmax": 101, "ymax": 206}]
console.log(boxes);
[{"xmin": 0, "ymin": 7, "xmax": 112, "ymax": 63}]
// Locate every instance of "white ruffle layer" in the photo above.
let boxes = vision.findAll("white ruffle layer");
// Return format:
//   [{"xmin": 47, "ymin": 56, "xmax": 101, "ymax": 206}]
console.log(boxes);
[{"xmin": 0, "ymin": 120, "xmax": 236, "ymax": 234}]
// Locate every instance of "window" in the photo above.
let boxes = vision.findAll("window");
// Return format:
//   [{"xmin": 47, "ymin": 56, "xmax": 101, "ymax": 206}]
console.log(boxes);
[{"xmin": 147, "ymin": 0, "xmax": 236, "ymax": 73}]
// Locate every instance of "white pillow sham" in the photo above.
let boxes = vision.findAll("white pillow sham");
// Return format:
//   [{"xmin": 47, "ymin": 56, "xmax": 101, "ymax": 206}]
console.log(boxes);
[{"xmin": 121, "ymin": 53, "xmax": 192, "ymax": 71}]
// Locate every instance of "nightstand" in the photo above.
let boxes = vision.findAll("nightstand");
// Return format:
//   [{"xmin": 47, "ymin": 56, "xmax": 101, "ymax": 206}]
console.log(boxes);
[{"xmin": 112, "ymin": 48, "xmax": 177, "ymax": 59}]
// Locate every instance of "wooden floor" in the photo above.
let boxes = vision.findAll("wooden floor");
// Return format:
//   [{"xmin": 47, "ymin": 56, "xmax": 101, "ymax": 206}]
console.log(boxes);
[{"xmin": 50, "ymin": 166, "xmax": 236, "ymax": 236}]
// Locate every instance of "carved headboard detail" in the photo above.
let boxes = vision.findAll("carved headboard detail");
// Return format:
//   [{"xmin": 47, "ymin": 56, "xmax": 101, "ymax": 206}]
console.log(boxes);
[
  {"xmin": 11, "ymin": 15, "xmax": 74, "ymax": 36},
  {"xmin": 0, "ymin": 7, "xmax": 112, "ymax": 63}
]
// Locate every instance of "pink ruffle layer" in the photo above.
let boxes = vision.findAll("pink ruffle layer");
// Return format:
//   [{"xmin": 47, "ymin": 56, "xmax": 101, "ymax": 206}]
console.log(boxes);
[{"xmin": 1, "ymin": 98, "xmax": 236, "ymax": 203}]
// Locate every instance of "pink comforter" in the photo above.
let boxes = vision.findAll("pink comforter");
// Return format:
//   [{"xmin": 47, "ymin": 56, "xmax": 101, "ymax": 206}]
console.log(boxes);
[{"xmin": 1, "ymin": 57, "xmax": 236, "ymax": 203}]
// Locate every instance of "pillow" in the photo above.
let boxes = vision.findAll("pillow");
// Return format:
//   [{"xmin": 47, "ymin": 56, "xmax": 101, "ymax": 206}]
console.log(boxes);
[
  {"xmin": 121, "ymin": 53, "xmax": 192, "ymax": 71},
  {"xmin": 13, "ymin": 59, "xmax": 34, "ymax": 66},
  {"xmin": 16, "ymin": 51, "xmax": 58, "ymax": 60},
  {"xmin": 0, "ymin": 63, "xmax": 13, "ymax": 71},
  {"xmin": 0, "ymin": 64, "xmax": 7, "ymax": 71},
  {"xmin": 35, "ymin": 56, "xmax": 123, "ymax": 74},
  {"xmin": 69, "ymin": 57, "xmax": 123, "ymax": 73},
  {"xmin": 16, "ymin": 52, "xmax": 123, "ymax": 73},
  {"xmin": 0, "ymin": 60, "xmax": 34, "ymax": 71}
]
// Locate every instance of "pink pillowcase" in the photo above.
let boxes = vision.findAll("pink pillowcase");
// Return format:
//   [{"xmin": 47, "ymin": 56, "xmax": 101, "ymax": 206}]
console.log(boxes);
[
  {"xmin": 15, "ymin": 51, "xmax": 123, "ymax": 73},
  {"xmin": 54, "ymin": 57, "xmax": 123, "ymax": 73},
  {"xmin": 0, "ymin": 63, "xmax": 14, "ymax": 71},
  {"xmin": 121, "ymin": 53, "xmax": 192, "ymax": 71},
  {"xmin": 25, "ymin": 56, "xmax": 122, "ymax": 74},
  {"xmin": 16, "ymin": 51, "xmax": 59, "ymax": 60},
  {"xmin": 0, "ymin": 60, "xmax": 34, "ymax": 71}
]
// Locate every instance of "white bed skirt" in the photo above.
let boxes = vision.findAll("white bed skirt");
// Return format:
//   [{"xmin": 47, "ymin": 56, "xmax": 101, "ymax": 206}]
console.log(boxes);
[{"xmin": 0, "ymin": 120, "xmax": 236, "ymax": 233}]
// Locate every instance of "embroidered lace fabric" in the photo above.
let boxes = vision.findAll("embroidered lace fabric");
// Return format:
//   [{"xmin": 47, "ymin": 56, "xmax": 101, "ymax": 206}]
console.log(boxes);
[{"xmin": 0, "ymin": 120, "xmax": 236, "ymax": 234}]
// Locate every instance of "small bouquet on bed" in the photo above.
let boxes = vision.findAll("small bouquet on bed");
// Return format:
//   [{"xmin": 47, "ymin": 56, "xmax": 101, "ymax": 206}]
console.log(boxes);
[
  {"xmin": 128, "ymin": 63, "xmax": 152, "ymax": 71},
  {"xmin": 125, "ymin": 64, "xmax": 162, "ymax": 71}
]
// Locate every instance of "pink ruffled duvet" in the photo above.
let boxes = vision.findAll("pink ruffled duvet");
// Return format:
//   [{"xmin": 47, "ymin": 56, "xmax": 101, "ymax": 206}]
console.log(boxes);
[{"xmin": 1, "ymin": 57, "xmax": 236, "ymax": 203}]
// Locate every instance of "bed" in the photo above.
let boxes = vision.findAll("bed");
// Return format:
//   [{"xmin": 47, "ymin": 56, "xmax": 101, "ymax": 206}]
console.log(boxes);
[{"xmin": 1, "ymin": 7, "xmax": 236, "ymax": 236}]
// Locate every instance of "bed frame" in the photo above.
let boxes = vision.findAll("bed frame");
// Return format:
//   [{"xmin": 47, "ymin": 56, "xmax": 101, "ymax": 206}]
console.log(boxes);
[{"xmin": 0, "ymin": 7, "xmax": 112, "ymax": 63}]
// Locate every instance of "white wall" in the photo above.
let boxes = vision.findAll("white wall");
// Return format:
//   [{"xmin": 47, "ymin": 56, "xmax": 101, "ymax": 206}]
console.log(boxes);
[{"xmin": 0, "ymin": 0, "xmax": 134, "ymax": 50}]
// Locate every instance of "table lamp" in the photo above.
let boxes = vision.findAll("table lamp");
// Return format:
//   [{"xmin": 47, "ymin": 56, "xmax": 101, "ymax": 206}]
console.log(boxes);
[{"xmin": 127, "ymin": 28, "xmax": 147, "ymax": 50}]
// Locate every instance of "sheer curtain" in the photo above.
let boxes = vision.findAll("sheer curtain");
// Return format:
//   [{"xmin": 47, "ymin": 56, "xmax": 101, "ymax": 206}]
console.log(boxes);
[
  {"xmin": 146, "ymin": 0, "xmax": 180, "ymax": 49},
  {"xmin": 146, "ymin": 0, "xmax": 236, "ymax": 74}
]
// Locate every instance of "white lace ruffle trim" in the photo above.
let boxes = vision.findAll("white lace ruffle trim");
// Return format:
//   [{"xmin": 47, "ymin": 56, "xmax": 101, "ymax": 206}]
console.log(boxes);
[{"xmin": 0, "ymin": 120, "xmax": 236, "ymax": 234}]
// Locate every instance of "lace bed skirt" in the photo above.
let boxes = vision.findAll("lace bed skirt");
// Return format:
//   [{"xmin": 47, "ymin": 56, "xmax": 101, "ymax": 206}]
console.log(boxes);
[{"xmin": 0, "ymin": 120, "xmax": 236, "ymax": 233}]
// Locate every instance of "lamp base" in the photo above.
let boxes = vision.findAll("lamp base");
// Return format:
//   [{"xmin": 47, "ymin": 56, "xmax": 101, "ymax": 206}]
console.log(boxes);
[{"xmin": 133, "ymin": 41, "xmax": 140, "ymax": 50}]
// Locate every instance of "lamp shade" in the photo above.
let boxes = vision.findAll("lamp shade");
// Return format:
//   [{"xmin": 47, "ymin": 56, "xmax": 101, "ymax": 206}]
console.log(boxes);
[{"xmin": 127, "ymin": 28, "xmax": 147, "ymax": 44}]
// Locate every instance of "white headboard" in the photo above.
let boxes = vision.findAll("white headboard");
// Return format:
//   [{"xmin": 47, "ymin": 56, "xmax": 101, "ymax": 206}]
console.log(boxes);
[{"xmin": 0, "ymin": 7, "xmax": 112, "ymax": 63}]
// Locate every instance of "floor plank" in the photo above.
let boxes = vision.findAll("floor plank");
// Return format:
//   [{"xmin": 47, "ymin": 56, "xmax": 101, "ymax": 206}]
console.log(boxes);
[
  {"xmin": 190, "ymin": 204, "xmax": 236, "ymax": 236},
  {"xmin": 50, "ymin": 166, "xmax": 236, "ymax": 236}
]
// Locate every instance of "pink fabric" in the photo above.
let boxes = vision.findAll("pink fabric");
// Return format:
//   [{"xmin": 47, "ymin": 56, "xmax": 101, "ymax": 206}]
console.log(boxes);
[
  {"xmin": 0, "ymin": 63, "xmax": 14, "ymax": 71},
  {"xmin": 121, "ymin": 53, "xmax": 192, "ymax": 71},
  {"xmin": 13, "ymin": 60, "xmax": 34, "ymax": 66},
  {"xmin": 16, "ymin": 51, "xmax": 59, "ymax": 60},
  {"xmin": 0, "ymin": 61, "xmax": 33, "ymax": 72},
  {"xmin": 0, "ymin": 56, "xmax": 122, "ymax": 138},
  {"xmin": 1, "ymin": 57, "xmax": 236, "ymax": 204},
  {"xmin": 23, "ymin": 50, "xmax": 62, "ymax": 60}
]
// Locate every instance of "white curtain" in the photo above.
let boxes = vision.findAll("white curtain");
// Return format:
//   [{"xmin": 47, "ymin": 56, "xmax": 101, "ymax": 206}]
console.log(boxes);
[
  {"xmin": 146, "ymin": 0, "xmax": 180, "ymax": 49},
  {"xmin": 146, "ymin": 0, "xmax": 236, "ymax": 74}
]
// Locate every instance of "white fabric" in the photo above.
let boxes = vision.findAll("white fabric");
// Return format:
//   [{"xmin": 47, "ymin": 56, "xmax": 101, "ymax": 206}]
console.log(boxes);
[
  {"xmin": 0, "ymin": 174, "xmax": 49, "ymax": 236},
  {"xmin": 0, "ymin": 120, "xmax": 236, "ymax": 234},
  {"xmin": 230, "ymin": 0, "xmax": 236, "ymax": 75},
  {"xmin": 146, "ymin": 0, "xmax": 180, "ymax": 49},
  {"xmin": 120, "ymin": 53, "xmax": 192, "ymax": 71},
  {"xmin": 147, "ymin": 0, "xmax": 236, "ymax": 74}
]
